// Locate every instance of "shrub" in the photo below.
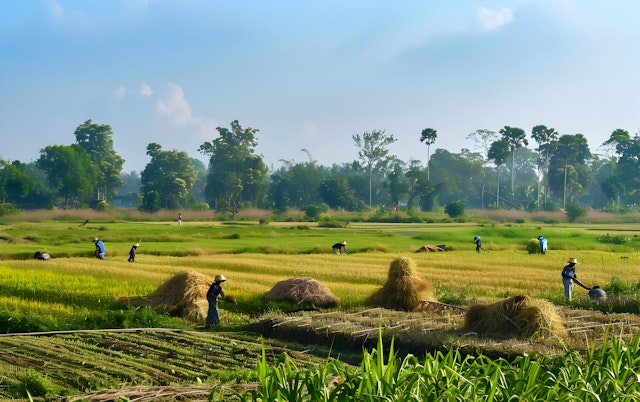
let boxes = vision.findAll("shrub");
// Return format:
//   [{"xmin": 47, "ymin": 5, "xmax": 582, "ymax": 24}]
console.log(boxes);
[
  {"xmin": 444, "ymin": 200, "xmax": 465, "ymax": 218},
  {"xmin": 303, "ymin": 203, "xmax": 329, "ymax": 222},
  {"xmin": 565, "ymin": 203, "xmax": 588, "ymax": 222}
]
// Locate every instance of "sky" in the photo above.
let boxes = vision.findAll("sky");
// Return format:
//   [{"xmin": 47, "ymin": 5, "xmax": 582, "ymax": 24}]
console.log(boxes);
[{"xmin": 1, "ymin": 0, "xmax": 638, "ymax": 173}]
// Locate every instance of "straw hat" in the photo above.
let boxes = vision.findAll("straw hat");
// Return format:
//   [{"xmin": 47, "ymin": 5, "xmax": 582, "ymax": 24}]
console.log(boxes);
[
  {"xmin": 567, "ymin": 258, "xmax": 579, "ymax": 264},
  {"xmin": 214, "ymin": 274, "xmax": 226, "ymax": 282},
  {"xmin": 133, "ymin": 243, "xmax": 140, "ymax": 247},
  {"xmin": 342, "ymin": 241, "xmax": 347, "ymax": 245}
]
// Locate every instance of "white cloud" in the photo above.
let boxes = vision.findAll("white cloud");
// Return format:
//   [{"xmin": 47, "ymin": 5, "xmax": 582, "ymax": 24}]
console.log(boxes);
[
  {"xmin": 476, "ymin": 7, "xmax": 514, "ymax": 31},
  {"xmin": 139, "ymin": 83, "xmax": 153, "ymax": 96},
  {"xmin": 156, "ymin": 83, "xmax": 192, "ymax": 125},
  {"xmin": 115, "ymin": 85, "xmax": 126, "ymax": 98},
  {"xmin": 43, "ymin": 0, "xmax": 65, "ymax": 24},
  {"xmin": 156, "ymin": 83, "xmax": 216, "ymax": 136}
]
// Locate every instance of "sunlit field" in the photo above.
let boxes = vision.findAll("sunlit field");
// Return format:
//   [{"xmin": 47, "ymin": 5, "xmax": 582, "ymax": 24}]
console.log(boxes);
[{"xmin": 2, "ymin": 215, "xmax": 640, "ymax": 329}]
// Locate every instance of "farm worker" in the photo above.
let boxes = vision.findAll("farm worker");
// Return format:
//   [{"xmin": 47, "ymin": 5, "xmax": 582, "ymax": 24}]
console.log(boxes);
[
  {"xmin": 332, "ymin": 241, "xmax": 348, "ymax": 255},
  {"xmin": 538, "ymin": 236, "xmax": 548, "ymax": 254},
  {"xmin": 93, "ymin": 237, "xmax": 106, "ymax": 259},
  {"xmin": 128, "ymin": 243, "xmax": 139, "ymax": 263},
  {"xmin": 561, "ymin": 258, "xmax": 579, "ymax": 300},
  {"xmin": 34, "ymin": 251, "xmax": 50, "ymax": 260},
  {"xmin": 205, "ymin": 274, "xmax": 226, "ymax": 328},
  {"xmin": 178, "ymin": 213, "xmax": 183, "ymax": 227},
  {"xmin": 473, "ymin": 236, "xmax": 482, "ymax": 253}
]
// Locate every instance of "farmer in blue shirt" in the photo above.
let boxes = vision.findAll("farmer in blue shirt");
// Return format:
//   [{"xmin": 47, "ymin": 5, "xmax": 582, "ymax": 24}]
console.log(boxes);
[
  {"xmin": 561, "ymin": 258, "xmax": 579, "ymax": 300},
  {"xmin": 205, "ymin": 274, "xmax": 226, "ymax": 328},
  {"xmin": 93, "ymin": 237, "xmax": 106, "ymax": 259},
  {"xmin": 538, "ymin": 236, "xmax": 548, "ymax": 254}
]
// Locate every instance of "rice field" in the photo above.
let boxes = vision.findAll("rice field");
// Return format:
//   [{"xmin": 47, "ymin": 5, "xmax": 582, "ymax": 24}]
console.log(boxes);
[{"xmin": 1, "ymin": 215, "xmax": 640, "ymax": 400}]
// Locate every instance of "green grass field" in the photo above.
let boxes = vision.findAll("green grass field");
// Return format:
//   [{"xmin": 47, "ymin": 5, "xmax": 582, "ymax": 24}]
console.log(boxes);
[{"xmin": 2, "ymin": 214, "xmax": 640, "ymax": 400}]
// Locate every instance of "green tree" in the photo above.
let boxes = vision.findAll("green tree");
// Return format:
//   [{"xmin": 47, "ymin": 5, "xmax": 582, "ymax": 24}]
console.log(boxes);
[
  {"xmin": 140, "ymin": 143, "xmax": 197, "ymax": 209},
  {"xmin": 499, "ymin": 126, "xmax": 528, "ymax": 202},
  {"xmin": 352, "ymin": 130, "xmax": 397, "ymax": 207},
  {"xmin": 531, "ymin": 124, "xmax": 558, "ymax": 204},
  {"xmin": 420, "ymin": 128, "xmax": 437, "ymax": 180},
  {"xmin": 548, "ymin": 134, "xmax": 592, "ymax": 207},
  {"xmin": 385, "ymin": 161, "xmax": 410, "ymax": 208},
  {"xmin": 74, "ymin": 120, "xmax": 125, "ymax": 201},
  {"xmin": 488, "ymin": 138, "xmax": 510, "ymax": 208},
  {"xmin": 0, "ymin": 160, "xmax": 34, "ymax": 204},
  {"xmin": 404, "ymin": 163, "xmax": 434, "ymax": 210},
  {"xmin": 318, "ymin": 176, "xmax": 363, "ymax": 211},
  {"xmin": 466, "ymin": 129, "xmax": 498, "ymax": 209},
  {"xmin": 37, "ymin": 145, "xmax": 98, "ymax": 207},
  {"xmin": 199, "ymin": 121, "xmax": 268, "ymax": 216}
]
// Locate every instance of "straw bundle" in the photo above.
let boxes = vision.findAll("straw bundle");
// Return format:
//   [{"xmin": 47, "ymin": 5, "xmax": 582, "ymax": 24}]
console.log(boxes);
[
  {"xmin": 527, "ymin": 238, "xmax": 541, "ymax": 254},
  {"xmin": 463, "ymin": 295, "xmax": 567, "ymax": 339},
  {"xmin": 119, "ymin": 271, "xmax": 211, "ymax": 321},
  {"xmin": 263, "ymin": 277, "xmax": 340, "ymax": 308},
  {"xmin": 365, "ymin": 256, "xmax": 433, "ymax": 311}
]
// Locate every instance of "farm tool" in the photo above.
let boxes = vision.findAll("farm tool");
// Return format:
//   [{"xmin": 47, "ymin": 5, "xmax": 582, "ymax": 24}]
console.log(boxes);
[{"xmin": 574, "ymin": 278, "xmax": 607, "ymax": 299}]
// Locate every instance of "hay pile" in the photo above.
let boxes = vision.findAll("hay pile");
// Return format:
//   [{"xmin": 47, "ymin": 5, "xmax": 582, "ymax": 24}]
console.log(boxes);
[
  {"xmin": 527, "ymin": 238, "xmax": 541, "ymax": 254},
  {"xmin": 119, "ymin": 271, "xmax": 211, "ymax": 321},
  {"xmin": 365, "ymin": 256, "xmax": 433, "ymax": 311},
  {"xmin": 263, "ymin": 277, "xmax": 340, "ymax": 308},
  {"xmin": 415, "ymin": 244, "xmax": 444, "ymax": 252},
  {"xmin": 463, "ymin": 295, "xmax": 567, "ymax": 339}
]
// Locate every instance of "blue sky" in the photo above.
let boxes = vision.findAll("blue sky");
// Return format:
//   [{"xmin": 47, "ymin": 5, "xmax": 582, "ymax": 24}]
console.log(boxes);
[{"xmin": 1, "ymin": 0, "xmax": 638, "ymax": 172}]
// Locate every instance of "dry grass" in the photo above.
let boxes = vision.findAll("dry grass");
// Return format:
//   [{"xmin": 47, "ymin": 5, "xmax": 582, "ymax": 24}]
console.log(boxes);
[
  {"xmin": 463, "ymin": 295, "xmax": 567, "ymax": 339},
  {"xmin": 365, "ymin": 256, "xmax": 434, "ymax": 311},
  {"xmin": 263, "ymin": 277, "xmax": 340, "ymax": 308},
  {"xmin": 119, "ymin": 271, "xmax": 212, "ymax": 321}
]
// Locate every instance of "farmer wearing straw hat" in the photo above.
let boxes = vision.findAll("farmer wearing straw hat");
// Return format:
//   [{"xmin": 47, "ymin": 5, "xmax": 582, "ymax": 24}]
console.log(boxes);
[
  {"xmin": 128, "ymin": 243, "xmax": 139, "ymax": 263},
  {"xmin": 205, "ymin": 274, "xmax": 226, "ymax": 328},
  {"xmin": 562, "ymin": 258, "xmax": 579, "ymax": 300},
  {"xmin": 332, "ymin": 241, "xmax": 348, "ymax": 255}
]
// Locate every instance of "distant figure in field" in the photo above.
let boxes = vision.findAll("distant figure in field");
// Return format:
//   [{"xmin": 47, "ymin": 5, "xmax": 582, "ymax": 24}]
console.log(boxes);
[
  {"xmin": 538, "ymin": 236, "xmax": 548, "ymax": 254},
  {"xmin": 128, "ymin": 243, "xmax": 139, "ymax": 263},
  {"xmin": 93, "ymin": 237, "xmax": 106, "ymax": 260},
  {"xmin": 332, "ymin": 241, "xmax": 348, "ymax": 255},
  {"xmin": 561, "ymin": 257, "xmax": 579, "ymax": 300},
  {"xmin": 205, "ymin": 274, "xmax": 226, "ymax": 328},
  {"xmin": 178, "ymin": 213, "xmax": 183, "ymax": 227},
  {"xmin": 34, "ymin": 251, "xmax": 50, "ymax": 260},
  {"xmin": 473, "ymin": 236, "xmax": 482, "ymax": 253}
]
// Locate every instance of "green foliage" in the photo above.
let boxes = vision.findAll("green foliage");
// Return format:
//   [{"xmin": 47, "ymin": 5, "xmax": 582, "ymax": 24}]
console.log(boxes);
[
  {"xmin": 141, "ymin": 143, "xmax": 197, "ymax": 209},
  {"xmin": 444, "ymin": 200, "xmax": 465, "ymax": 218},
  {"xmin": 303, "ymin": 203, "xmax": 329, "ymax": 221},
  {"xmin": 199, "ymin": 120, "xmax": 268, "ymax": 215},
  {"xmin": 233, "ymin": 334, "xmax": 640, "ymax": 401},
  {"xmin": 597, "ymin": 233, "xmax": 630, "ymax": 244},
  {"xmin": 0, "ymin": 203, "xmax": 18, "ymax": 216},
  {"xmin": 565, "ymin": 203, "xmax": 588, "ymax": 222}
]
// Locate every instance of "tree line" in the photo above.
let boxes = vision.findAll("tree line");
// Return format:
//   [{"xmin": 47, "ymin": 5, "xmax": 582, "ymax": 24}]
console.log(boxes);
[{"xmin": 1, "ymin": 119, "xmax": 638, "ymax": 217}]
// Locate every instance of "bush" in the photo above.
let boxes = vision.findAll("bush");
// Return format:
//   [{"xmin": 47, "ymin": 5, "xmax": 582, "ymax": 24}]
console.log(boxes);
[
  {"xmin": 565, "ymin": 203, "xmax": 588, "ymax": 222},
  {"xmin": 444, "ymin": 201, "xmax": 465, "ymax": 218},
  {"xmin": 0, "ymin": 203, "xmax": 18, "ymax": 217},
  {"xmin": 303, "ymin": 203, "xmax": 329, "ymax": 221}
]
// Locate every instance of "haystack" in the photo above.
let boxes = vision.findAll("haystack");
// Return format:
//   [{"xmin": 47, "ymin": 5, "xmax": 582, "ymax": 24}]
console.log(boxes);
[
  {"xmin": 263, "ymin": 277, "xmax": 339, "ymax": 308},
  {"xmin": 415, "ymin": 244, "xmax": 444, "ymax": 252},
  {"xmin": 463, "ymin": 295, "xmax": 567, "ymax": 339},
  {"xmin": 365, "ymin": 256, "xmax": 433, "ymax": 311},
  {"xmin": 119, "ymin": 271, "xmax": 211, "ymax": 321}
]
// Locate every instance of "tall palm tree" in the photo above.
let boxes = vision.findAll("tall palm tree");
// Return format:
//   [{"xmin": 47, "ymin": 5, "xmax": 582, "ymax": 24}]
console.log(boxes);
[{"xmin": 420, "ymin": 128, "xmax": 437, "ymax": 181}]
